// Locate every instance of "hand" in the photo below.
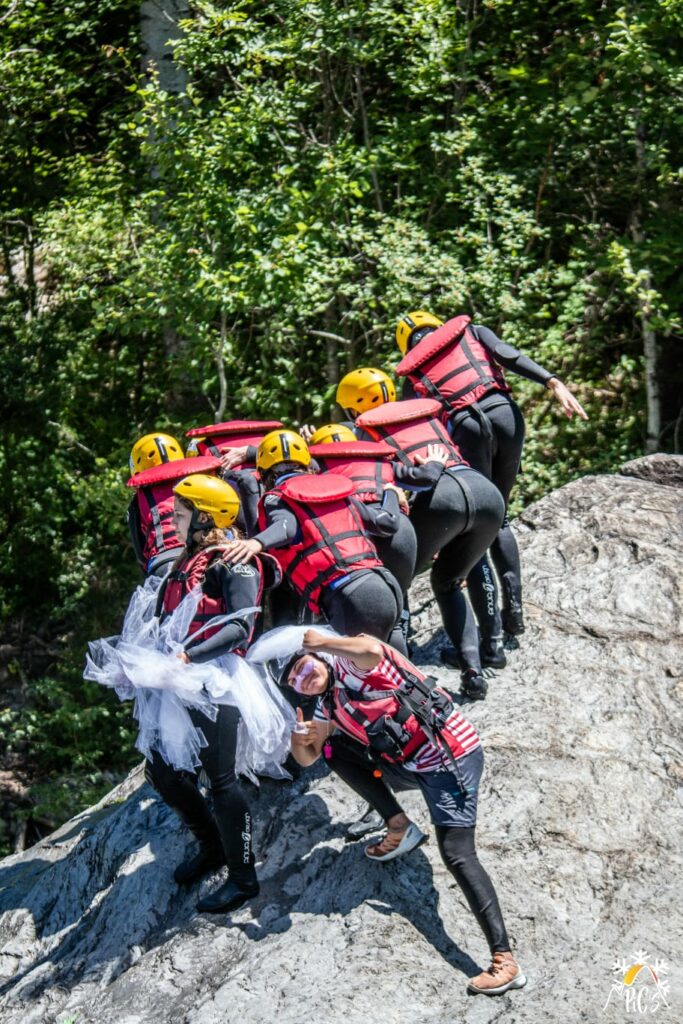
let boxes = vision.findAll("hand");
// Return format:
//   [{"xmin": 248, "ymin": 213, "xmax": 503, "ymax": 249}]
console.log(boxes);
[
  {"xmin": 300, "ymin": 424, "xmax": 316, "ymax": 443},
  {"xmin": 384, "ymin": 483, "xmax": 410, "ymax": 515},
  {"xmin": 176, "ymin": 651, "xmax": 190, "ymax": 664},
  {"xmin": 291, "ymin": 707, "xmax": 329, "ymax": 744},
  {"xmin": 222, "ymin": 538, "xmax": 263, "ymax": 564},
  {"xmin": 414, "ymin": 443, "xmax": 449, "ymax": 466},
  {"xmin": 220, "ymin": 446, "xmax": 249, "ymax": 470},
  {"xmin": 547, "ymin": 378, "xmax": 589, "ymax": 421},
  {"xmin": 302, "ymin": 628, "xmax": 332, "ymax": 652}
]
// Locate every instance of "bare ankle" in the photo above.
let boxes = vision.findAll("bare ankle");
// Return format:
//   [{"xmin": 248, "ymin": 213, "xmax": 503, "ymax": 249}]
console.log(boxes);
[{"xmin": 386, "ymin": 812, "xmax": 409, "ymax": 832}]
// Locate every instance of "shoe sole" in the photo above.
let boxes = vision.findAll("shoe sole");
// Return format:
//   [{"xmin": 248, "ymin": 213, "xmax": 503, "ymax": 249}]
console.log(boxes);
[
  {"xmin": 364, "ymin": 827, "xmax": 428, "ymax": 863},
  {"xmin": 460, "ymin": 689, "xmax": 487, "ymax": 701},
  {"xmin": 345, "ymin": 826, "xmax": 384, "ymax": 843},
  {"xmin": 467, "ymin": 973, "xmax": 527, "ymax": 996}
]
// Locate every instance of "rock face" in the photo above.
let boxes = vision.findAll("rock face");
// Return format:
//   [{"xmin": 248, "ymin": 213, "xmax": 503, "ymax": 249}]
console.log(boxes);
[{"xmin": 1, "ymin": 457, "xmax": 682, "ymax": 1024}]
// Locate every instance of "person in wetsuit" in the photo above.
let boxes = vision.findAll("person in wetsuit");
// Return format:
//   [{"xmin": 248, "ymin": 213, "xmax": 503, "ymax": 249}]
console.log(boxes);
[
  {"xmin": 221, "ymin": 429, "xmax": 406, "ymax": 649},
  {"xmin": 396, "ymin": 312, "xmax": 587, "ymax": 660}
]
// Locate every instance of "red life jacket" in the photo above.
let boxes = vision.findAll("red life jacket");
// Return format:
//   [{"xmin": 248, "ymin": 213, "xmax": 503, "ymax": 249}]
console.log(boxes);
[
  {"xmin": 127, "ymin": 456, "xmax": 221, "ymax": 567},
  {"xmin": 186, "ymin": 420, "xmax": 283, "ymax": 469},
  {"xmin": 257, "ymin": 474, "xmax": 383, "ymax": 614},
  {"xmin": 325, "ymin": 643, "xmax": 476, "ymax": 766},
  {"xmin": 136, "ymin": 483, "xmax": 180, "ymax": 565},
  {"xmin": 162, "ymin": 545, "xmax": 263, "ymax": 653},
  {"xmin": 396, "ymin": 315, "xmax": 510, "ymax": 411},
  {"xmin": 309, "ymin": 441, "xmax": 396, "ymax": 504},
  {"xmin": 356, "ymin": 399, "xmax": 467, "ymax": 469}
]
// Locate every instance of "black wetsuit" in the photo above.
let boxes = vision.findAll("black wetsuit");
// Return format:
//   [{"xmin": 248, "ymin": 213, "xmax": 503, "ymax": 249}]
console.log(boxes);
[
  {"xmin": 254, "ymin": 475, "xmax": 405, "ymax": 649},
  {"xmin": 219, "ymin": 466, "xmax": 262, "ymax": 538},
  {"xmin": 403, "ymin": 324, "xmax": 554, "ymax": 636},
  {"xmin": 410, "ymin": 464, "xmax": 504, "ymax": 674},
  {"xmin": 145, "ymin": 556, "xmax": 261, "ymax": 887}
]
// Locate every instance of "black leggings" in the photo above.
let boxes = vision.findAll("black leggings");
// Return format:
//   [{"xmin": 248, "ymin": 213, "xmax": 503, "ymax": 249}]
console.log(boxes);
[
  {"xmin": 450, "ymin": 393, "xmax": 525, "ymax": 628},
  {"xmin": 410, "ymin": 469, "xmax": 504, "ymax": 673},
  {"xmin": 145, "ymin": 704, "xmax": 256, "ymax": 886},
  {"xmin": 327, "ymin": 735, "xmax": 510, "ymax": 954},
  {"xmin": 373, "ymin": 513, "xmax": 418, "ymax": 594},
  {"xmin": 320, "ymin": 569, "xmax": 406, "ymax": 653}
]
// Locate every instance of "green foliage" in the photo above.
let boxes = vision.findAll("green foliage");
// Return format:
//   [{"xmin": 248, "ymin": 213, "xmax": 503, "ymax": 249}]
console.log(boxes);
[{"xmin": 1, "ymin": 0, "xmax": 682, "ymax": 823}]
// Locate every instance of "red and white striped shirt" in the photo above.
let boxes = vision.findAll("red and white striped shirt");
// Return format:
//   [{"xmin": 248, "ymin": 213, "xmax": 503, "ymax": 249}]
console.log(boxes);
[{"xmin": 315, "ymin": 650, "xmax": 481, "ymax": 772}]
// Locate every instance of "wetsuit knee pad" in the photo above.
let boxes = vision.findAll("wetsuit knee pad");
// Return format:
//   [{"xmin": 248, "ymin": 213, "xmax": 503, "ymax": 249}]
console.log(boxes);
[{"xmin": 429, "ymin": 571, "xmax": 466, "ymax": 597}]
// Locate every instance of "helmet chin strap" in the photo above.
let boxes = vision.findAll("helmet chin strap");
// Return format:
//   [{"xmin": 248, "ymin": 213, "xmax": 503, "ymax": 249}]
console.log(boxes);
[{"xmin": 186, "ymin": 507, "xmax": 214, "ymax": 551}]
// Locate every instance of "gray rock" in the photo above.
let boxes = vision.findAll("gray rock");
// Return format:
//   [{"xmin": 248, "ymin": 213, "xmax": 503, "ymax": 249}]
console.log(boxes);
[
  {"xmin": 620, "ymin": 452, "xmax": 683, "ymax": 487},
  {"xmin": 1, "ymin": 460, "xmax": 682, "ymax": 1024}
]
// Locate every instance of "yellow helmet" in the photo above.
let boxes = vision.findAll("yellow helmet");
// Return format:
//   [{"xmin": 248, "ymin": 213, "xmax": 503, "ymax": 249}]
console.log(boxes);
[
  {"xmin": 395, "ymin": 310, "xmax": 444, "ymax": 355},
  {"xmin": 173, "ymin": 474, "xmax": 240, "ymax": 528},
  {"xmin": 256, "ymin": 429, "xmax": 311, "ymax": 471},
  {"xmin": 336, "ymin": 368, "xmax": 396, "ymax": 415},
  {"xmin": 309, "ymin": 423, "xmax": 357, "ymax": 445},
  {"xmin": 185, "ymin": 438, "xmax": 204, "ymax": 457},
  {"xmin": 129, "ymin": 432, "xmax": 184, "ymax": 474}
]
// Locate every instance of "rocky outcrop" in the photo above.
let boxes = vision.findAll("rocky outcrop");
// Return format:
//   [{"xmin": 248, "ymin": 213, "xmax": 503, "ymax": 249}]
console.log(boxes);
[{"xmin": 1, "ymin": 457, "xmax": 682, "ymax": 1024}]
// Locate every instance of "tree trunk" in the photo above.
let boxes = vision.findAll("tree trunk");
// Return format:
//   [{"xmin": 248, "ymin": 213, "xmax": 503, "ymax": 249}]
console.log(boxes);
[
  {"xmin": 631, "ymin": 121, "xmax": 661, "ymax": 454},
  {"xmin": 140, "ymin": 1, "xmax": 189, "ymax": 95}
]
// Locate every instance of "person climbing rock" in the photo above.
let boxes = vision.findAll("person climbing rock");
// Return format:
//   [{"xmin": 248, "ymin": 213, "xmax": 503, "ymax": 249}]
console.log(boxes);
[
  {"xmin": 221, "ymin": 429, "xmax": 406, "ymax": 648},
  {"xmin": 126, "ymin": 432, "xmax": 220, "ymax": 578},
  {"xmin": 185, "ymin": 420, "xmax": 284, "ymax": 537},
  {"xmin": 86, "ymin": 474, "xmax": 294, "ymax": 915},
  {"xmin": 283, "ymin": 628, "xmax": 527, "ymax": 998},
  {"xmin": 309, "ymin": 433, "xmax": 417, "ymax": 649},
  {"xmin": 356, "ymin": 394, "xmax": 505, "ymax": 701},
  {"xmin": 395, "ymin": 312, "xmax": 587, "ymax": 652}
]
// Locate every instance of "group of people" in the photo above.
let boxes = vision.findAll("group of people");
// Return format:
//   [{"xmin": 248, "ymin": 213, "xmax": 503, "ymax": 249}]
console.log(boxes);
[{"xmin": 86, "ymin": 310, "xmax": 587, "ymax": 997}]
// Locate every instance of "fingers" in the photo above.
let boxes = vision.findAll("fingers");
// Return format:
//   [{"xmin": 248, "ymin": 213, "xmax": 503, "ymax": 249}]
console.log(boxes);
[
  {"xmin": 296, "ymin": 707, "xmax": 304, "ymax": 722},
  {"xmin": 220, "ymin": 446, "xmax": 248, "ymax": 469},
  {"xmin": 300, "ymin": 424, "xmax": 315, "ymax": 442}
]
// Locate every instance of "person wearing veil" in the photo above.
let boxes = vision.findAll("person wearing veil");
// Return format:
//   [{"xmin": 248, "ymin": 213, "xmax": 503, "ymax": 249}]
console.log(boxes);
[{"xmin": 85, "ymin": 473, "xmax": 294, "ymax": 914}]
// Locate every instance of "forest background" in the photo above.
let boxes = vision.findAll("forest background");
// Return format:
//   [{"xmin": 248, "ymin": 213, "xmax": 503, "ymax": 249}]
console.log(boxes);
[{"xmin": 0, "ymin": 0, "xmax": 681, "ymax": 854}]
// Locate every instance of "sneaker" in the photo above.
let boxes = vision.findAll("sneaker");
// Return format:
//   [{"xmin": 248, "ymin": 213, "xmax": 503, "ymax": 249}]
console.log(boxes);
[
  {"xmin": 174, "ymin": 845, "xmax": 226, "ymax": 885},
  {"xmin": 480, "ymin": 636, "xmax": 507, "ymax": 670},
  {"xmin": 345, "ymin": 806, "xmax": 384, "ymax": 843},
  {"xmin": 364, "ymin": 822, "xmax": 428, "ymax": 862},
  {"xmin": 467, "ymin": 952, "xmax": 527, "ymax": 996},
  {"xmin": 460, "ymin": 669, "xmax": 488, "ymax": 701}
]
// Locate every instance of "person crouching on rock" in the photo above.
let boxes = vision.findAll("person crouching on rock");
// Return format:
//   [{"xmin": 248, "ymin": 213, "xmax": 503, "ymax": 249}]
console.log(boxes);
[{"xmin": 286, "ymin": 628, "xmax": 527, "ymax": 998}]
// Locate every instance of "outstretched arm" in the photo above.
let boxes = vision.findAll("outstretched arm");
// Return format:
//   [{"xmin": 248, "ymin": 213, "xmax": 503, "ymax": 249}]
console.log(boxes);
[
  {"xmin": 475, "ymin": 325, "xmax": 588, "ymax": 420},
  {"xmin": 302, "ymin": 629, "xmax": 383, "ymax": 671}
]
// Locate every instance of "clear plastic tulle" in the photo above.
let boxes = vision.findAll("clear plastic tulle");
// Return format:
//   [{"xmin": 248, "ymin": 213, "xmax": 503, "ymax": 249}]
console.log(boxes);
[
  {"xmin": 85, "ymin": 575, "xmax": 295, "ymax": 778},
  {"xmin": 246, "ymin": 624, "xmax": 341, "ymax": 683}
]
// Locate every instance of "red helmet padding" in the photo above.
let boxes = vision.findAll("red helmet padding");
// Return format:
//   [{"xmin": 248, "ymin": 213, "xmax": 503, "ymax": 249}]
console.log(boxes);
[
  {"xmin": 186, "ymin": 419, "xmax": 283, "ymax": 438},
  {"xmin": 309, "ymin": 440, "xmax": 396, "ymax": 461},
  {"xmin": 278, "ymin": 473, "xmax": 355, "ymax": 504},
  {"xmin": 396, "ymin": 315, "xmax": 471, "ymax": 375},
  {"xmin": 356, "ymin": 398, "xmax": 442, "ymax": 428},
  {"xmin": 126, "ymin": 455, "xmax": 220, "ymax": 489}
]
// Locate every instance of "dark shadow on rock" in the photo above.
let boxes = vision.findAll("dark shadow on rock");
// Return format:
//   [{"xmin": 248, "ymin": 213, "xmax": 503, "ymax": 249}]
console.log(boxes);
[
  {"xmin": 0, "ymin": 772, "xmax": 341, "ymax": 1002},
  {"xmin": 233, "ymin": 840, "xmax": 481, "ymax": 978}
]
